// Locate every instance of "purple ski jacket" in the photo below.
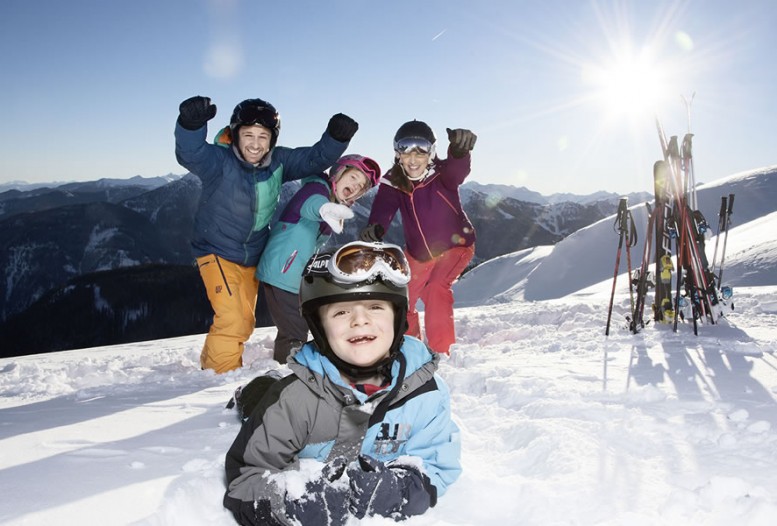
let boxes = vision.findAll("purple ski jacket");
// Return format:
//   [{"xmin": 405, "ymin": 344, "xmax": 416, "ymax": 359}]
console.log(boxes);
[{"xmin": 367, "ymin": 149, "xmax": 476, "ymax": 262}]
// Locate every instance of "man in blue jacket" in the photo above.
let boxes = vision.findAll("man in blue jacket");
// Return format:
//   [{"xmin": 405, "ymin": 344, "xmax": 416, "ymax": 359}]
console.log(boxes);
[{"xmin": 175, "ymin": 95, "xmax": 358, "ymax": 373}]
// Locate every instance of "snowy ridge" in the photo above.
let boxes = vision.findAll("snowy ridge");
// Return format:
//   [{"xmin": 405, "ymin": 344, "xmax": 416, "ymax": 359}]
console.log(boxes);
[{"xmin": 454, "ymin": 165, "xmax": 777, "ymax": 305}]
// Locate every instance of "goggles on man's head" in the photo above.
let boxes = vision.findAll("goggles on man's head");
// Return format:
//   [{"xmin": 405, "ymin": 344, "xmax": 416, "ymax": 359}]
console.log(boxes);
[
  {"xmin": 237, "ymin": 105, "xmax": 279, "ymax": 130},
  {"xmin": 394, "ymin": 137, "xmax": 434, "ymax": 155},
  {"xmin": 329, "ymin": 242, "xmax": 411, "ymax": 287}
]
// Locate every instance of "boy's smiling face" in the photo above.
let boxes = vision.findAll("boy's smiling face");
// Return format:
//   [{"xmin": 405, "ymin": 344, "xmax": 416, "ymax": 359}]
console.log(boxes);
[{"xmin": 319, "ymin": 299, "xmax": 394, "ymax": 369}]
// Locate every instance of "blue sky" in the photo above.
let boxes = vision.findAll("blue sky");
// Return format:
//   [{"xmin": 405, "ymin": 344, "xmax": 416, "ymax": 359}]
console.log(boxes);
[{"xmin": 1, "ymin": 0, "xmax": 775, "ymax": 195}]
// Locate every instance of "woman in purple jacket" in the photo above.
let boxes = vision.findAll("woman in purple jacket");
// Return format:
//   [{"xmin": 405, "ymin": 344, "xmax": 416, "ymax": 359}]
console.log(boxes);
[{"xmin": 360, "ymin": 121, "xmax": 477, "ymax": 355}]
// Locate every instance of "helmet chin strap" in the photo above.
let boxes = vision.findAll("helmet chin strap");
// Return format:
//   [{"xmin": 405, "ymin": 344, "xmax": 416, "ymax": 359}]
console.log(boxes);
[
  {"xmin": 400, "ymin": 162, "xmax": 429, "ymax": 182},
  {"xmin": 326, "ymin": 349, "xmax": 397, "ymax": 382}
]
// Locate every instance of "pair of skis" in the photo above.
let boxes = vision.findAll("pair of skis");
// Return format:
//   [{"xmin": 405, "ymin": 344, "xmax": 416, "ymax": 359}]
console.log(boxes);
[{"xmin": 654, "ymin": 119, "xmax": 719, "ymax": 333}]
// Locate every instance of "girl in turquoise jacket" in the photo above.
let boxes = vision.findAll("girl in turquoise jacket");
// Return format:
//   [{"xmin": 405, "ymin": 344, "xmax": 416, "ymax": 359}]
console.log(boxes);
[{"xmin": 257, "ymin": 155, "xmax": 381, "ymax": 363}]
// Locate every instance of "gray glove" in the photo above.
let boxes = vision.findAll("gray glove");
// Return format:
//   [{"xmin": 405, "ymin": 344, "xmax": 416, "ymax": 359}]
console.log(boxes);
[
  {"xmin": 446, "ymin": 127, "xmax": 477, "ymax": 158},
  {"xmin": 359, "ymin": 224, "xmax": 385, "ymax": 242}
]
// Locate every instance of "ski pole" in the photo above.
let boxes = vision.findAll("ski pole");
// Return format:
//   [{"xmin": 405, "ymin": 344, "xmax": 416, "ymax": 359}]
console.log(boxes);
[
  {"xmin": 709, "ymin": 195, "xmax": 728, "ymax": 278},
  {"xmin": 606, "ymin": 198, "xmax": 629, "ymax": 336},
  {"xmin": 718, "ymin": 194, "xmax": 735, "ymax": 286},
  {"xmin": 631, "ymin": 203, "xmax": 656, "ymax": 334}
]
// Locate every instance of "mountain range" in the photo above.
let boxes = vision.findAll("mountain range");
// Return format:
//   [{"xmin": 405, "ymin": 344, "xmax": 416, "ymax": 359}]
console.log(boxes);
[{"xmin": 0, "ymin": 173, "xmax": 649, "ymax": 357}]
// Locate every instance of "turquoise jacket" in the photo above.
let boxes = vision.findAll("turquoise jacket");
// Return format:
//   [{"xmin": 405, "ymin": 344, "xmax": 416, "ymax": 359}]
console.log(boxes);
[
  {"xmin": 256, "ymin": 176, "xmax": 333, "ymax": 293},
  {"xmin": 175, "ymin": 123, "xmax": 347, "ymax": 266}
]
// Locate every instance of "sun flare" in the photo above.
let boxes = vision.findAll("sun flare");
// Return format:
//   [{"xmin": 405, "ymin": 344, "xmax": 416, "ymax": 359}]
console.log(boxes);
[{"xmin": 583, "ymin": 47, "xmax": 669, "ymax": 122}]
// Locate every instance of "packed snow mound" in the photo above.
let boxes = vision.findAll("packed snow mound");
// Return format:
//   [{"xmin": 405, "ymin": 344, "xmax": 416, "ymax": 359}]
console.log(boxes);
[{"xmin": 454, "ymin": 246, "xmax": 553, "ymax": 306}]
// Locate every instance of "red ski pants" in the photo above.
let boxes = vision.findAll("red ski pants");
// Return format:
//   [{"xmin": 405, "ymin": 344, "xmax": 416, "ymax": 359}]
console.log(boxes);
[{"xmin": 405, "ymin": 245, "xmax": 474, "ymax": 354}]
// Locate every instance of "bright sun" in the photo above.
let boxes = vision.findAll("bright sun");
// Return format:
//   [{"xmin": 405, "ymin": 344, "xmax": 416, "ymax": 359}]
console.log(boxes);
[{"xmin": 583, "ymin": 47, "xmax": 669, "ymax": 122}]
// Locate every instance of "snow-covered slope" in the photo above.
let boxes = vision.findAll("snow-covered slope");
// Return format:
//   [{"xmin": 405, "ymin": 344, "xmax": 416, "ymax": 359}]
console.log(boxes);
[{"xmin": 1, "ymin": 167, "xmax": 777, "ymax": 526}]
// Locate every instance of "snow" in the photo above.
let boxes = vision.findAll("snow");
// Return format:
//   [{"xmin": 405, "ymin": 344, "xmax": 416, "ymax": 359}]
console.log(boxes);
[{"xmin": 2, "ymin": 167, "xmax": 777, "ymax": 525}]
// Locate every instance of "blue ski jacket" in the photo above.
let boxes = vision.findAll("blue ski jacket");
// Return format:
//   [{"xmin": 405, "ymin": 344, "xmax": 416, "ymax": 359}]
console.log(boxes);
[{"xmin": 175, "ymin": 123, "xmax": 347, "ymax": 266}]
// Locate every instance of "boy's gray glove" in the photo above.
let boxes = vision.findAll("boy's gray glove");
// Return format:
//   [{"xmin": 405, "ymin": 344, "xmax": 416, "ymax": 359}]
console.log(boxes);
[
  {"xmin": 359, "ymin": 224, "xmax": 385, "ymax": 243},
  {"xmin": 285, "ymin": 457, "xmax": 350, "ymax": 526},
  {"xmin": 446, "ymin": 127, "xmax": 477, "ymax": 158},
  {"xmin": 319, "ymin": 202, "xmax": 354, "ymax": 234},
  {"xmin": 347, "ymin": 455, "xmax": 433, "ymax": 520},
  {"xmin": 178, "ymin": 95, "xmax": 217, "ymax": 131},
  {"xmin": 327, "ymin": 113, "xmax": 359, "ymax": 142}
]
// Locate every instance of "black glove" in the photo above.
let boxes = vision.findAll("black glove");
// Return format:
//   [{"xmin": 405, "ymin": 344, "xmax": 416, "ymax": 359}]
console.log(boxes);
[
  {"xmin": 359, "ymin": 224, "xmax": 385, "ymax": 243},
  {"xmin": 347, "ymin": 455, "xmax": 433, "ymax": 520},
  {"xmin": 327, "ymin": 113, "xmax": 359, "ymax": 142},
  {"xmin": 229, "ymin": 498, "xmax": 283, "ymax": 526},
  {"xmin": 285, "ymin": 457, "xmax": 350, "ymax": 526},
  {"xmin": 446, "ymin": 128, "xmax": 477, "ymax": 158},
  {"xmin": 178, "ymin": 95, "xmax": 217, "ymax": 130}
]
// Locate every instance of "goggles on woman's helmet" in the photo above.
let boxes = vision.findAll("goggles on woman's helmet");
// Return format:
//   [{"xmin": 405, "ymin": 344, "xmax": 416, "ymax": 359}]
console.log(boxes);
[
  {"xmin": 394, "ymin": 137, "xmax": 434, "ymax": 155},
  {"xmin": 328, "ymin": 242, "xmax": 410, "ymax": 287}
]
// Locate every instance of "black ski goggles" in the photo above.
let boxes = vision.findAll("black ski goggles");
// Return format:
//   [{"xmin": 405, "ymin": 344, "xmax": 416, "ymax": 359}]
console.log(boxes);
[
  {"xmin": 394, "ymin": 137, "xmax": 434, "ymax": 155},
  {"xmin": 236, "ymin": 105, "xmax": 279, "ymax": 130},
  {"xmin": 329, "ymin": 242, "xmax": 411, "ymax": 287}
]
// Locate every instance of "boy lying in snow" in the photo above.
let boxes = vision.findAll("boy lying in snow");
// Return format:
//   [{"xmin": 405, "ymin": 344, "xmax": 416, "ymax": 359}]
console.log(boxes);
[{"xmin": 223, "ymin": 241, "xmax": 461, "ymax": 525}]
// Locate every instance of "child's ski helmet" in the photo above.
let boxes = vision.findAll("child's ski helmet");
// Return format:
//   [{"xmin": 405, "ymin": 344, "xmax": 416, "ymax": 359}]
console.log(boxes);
[
  {"xmin": 299, "ymin": 242, "xmax": 410, "ymax": 379},
  {"xmin": 328, "ymin": 155, "xmax": 382, "ymax": 203}
]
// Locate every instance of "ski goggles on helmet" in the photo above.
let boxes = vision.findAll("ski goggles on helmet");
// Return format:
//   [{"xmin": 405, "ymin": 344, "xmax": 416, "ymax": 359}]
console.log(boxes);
[
  {"xmin": 329, "ymin": 242, "xmax": 411, "ymax": 287},
  {"xmin": 236, "ymin": 105, "xmax": 279, "ymax": 130},
  {"xmin": 341, "ymin": 157, "xmax": 381, "ymax": 188},
  {"xmin": 394, "ymin": 137, "xmax": 434, "ymax": 155}
]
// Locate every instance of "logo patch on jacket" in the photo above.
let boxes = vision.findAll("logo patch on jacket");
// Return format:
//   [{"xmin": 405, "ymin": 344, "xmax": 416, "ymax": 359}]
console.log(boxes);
[{"xmin": 372, "ymin": 423, "xmax": 412, "ymax": 455}]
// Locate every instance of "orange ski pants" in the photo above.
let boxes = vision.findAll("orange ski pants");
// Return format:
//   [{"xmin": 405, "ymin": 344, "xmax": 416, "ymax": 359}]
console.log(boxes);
[{"xmin": 196, "ymin": 254, "xmax": 259, "ymax": 373}]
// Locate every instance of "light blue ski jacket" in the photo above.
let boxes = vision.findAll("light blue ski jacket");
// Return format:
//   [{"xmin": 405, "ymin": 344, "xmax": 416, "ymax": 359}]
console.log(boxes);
[{"xmin": 224, "ymin": 336, "xmax": 461, "ymax": 517}]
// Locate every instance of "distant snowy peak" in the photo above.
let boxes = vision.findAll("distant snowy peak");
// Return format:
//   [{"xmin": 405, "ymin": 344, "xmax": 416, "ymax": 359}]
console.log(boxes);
[
  {"xmin": 462, "ymin": 181, "xmax": 651, "ymax": 205},
  {"xmin": 462, "ymin": 182, "xmax": 546, "ymax": 203},
  {"xmin": 0, "ymin": 173, "xmax": 185, "ymax": 193},
  {"xmin": 60, "ymin": 174, "xmax": 185, "ymax": 191}
]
